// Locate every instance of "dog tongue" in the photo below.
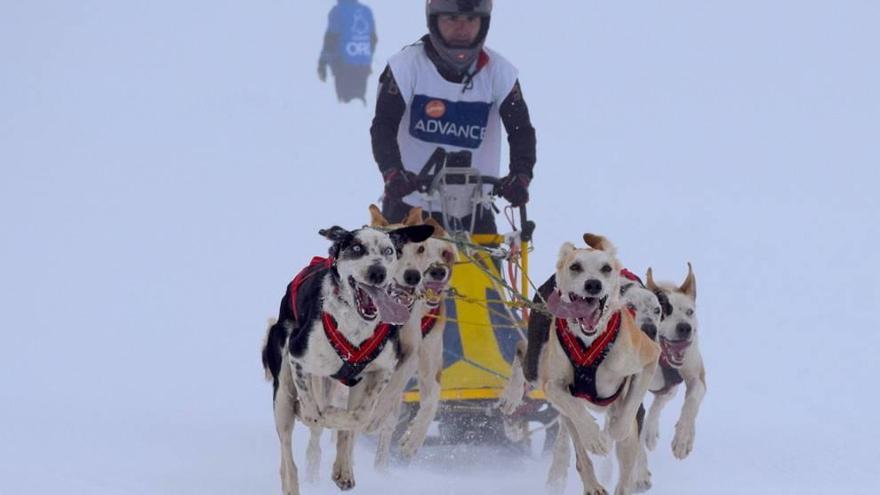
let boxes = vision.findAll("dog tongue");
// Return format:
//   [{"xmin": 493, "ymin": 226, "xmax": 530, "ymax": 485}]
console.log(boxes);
[
  {"xmin": 547, "ymin": 291, "xmax": 594, "ymax": 319},
  {"xmin": 423, "ymin": 280, "xmax": 446, "ymax": 295},
  {"xmin": 362, "ymin": 284, "xmax": 410, "ymax": 324}
]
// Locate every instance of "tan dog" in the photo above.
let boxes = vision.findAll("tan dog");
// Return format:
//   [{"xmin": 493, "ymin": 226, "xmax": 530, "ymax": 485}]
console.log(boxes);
[
  {"xmin": 643, "ymin": 264, "xmax": 706, "ymax": 461},
  {"xmin": 538, "ymin": 234, "xmax": 659, "ymax": 495},
  {"xmin": 365, "ymin": 208, "xmax": 458, "ymax": 468}
]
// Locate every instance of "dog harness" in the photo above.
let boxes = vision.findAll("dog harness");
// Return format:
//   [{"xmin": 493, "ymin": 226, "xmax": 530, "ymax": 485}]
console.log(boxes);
[
  {"xmin": 288, "ymin": 256, "xmax": 335, "ymax": 321},
  {"xmin": 287, "ymin": 256, "xmax": 398, "ymax": 387},
  {"xmin": 620, "ymin": 268, "xmax": 643, "ymax": 285},
  {"xmin": 420, "ymin": 306, "xmax": 442, "ymax": 337},
  {"xmin": 652, "ymin": 341, "xmax": 689, "ymax": 395},
  {"xmin": 321, "ymin": 312, "xmax": 397, "ymax": 387},
  {"xmin": 555, "ymin": 311, "xmax": 626, "ymax": 406}
]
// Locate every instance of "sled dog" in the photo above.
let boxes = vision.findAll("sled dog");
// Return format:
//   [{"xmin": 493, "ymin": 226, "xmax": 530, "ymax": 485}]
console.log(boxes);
[
  {"xmin": 533, "ymin": 234, "xmax": 659, "ymax": 495},
  {"xmin": 642, "ymin": 263, "xmax": 706, "ymax": 461},
  {"xmin": 261, "ymin": 223, "xmax": 432, "ymax": 494}
]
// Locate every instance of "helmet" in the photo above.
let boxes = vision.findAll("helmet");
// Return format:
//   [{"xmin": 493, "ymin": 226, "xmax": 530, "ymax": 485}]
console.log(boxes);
[{"xmin": 426, "ymin": 0, "xmax": 492, "ymax": 73}]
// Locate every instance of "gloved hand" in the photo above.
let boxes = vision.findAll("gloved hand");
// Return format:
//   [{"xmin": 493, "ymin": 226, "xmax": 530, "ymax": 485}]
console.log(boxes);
[
  {"xmin": 383, "ymin": 168, "xmax": 419, "ymax": 199},
  {"xmin": 318, "ymin": 63, "xmax": 327, "ymax": 82},
  {"xmin": 498, "ymin": 173, "xmax": 531, "ymax": 207}
]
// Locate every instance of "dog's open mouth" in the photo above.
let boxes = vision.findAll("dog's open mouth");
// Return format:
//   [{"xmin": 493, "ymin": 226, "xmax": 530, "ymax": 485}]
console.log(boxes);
[
  {"xmin": 547, "ymin": 291, "xmax": 607, "ymax": 336},
  {"xmin": 660, "ymin": 337, "xmax": 692, "ymax": 367},
  {"xmin": 422, "ymin": 280, "xmax": 448, "ymax": 308},
  {"xmin": 349, "ymin": 276, "xmax": 410, "ymax": 324},
  {"xmin": 388, "ymin": 282, "xmax": 417, "ymax": 310}
]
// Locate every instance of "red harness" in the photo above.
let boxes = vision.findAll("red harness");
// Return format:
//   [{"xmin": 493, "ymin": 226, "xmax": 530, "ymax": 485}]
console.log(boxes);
[
  {"xmin": 556, "ymin": 311, "xmax": 626, "ymax": 406},
  {"xmin": 288, "ymin": 256, "xmax": 334, "ymax": 321},
  {"xmin": 420, "ymin": 306, "xmax": 442, "ymax": 337},
  {"xmin": 322, "ymin": 312, "xmax": 395, "ymax": 387}
]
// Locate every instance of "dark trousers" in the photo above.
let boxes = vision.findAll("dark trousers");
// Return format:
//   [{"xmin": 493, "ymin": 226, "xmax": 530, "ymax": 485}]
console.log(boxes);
[
  {"xmin": 331, "ymin": 63, "xmax": 371, "ymax": 103},
  {"xmin": 381, "ymin": 196, "xmax": 497, "ymax": 234}
]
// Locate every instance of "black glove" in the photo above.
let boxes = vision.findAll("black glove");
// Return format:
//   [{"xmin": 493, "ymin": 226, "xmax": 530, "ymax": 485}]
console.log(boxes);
[
  {"xmin": 498, "ymin": 173, "xmax": 531, "ymax": 207},
  {"xmin": 383, "ymin": 168, "xmax": 419, "ymax": 199}
]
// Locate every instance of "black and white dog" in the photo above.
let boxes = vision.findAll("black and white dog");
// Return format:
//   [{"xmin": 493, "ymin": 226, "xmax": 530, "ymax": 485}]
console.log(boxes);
[{"xmin": 262, "ymin": 224, "xmax": 433, "ymax": 495}]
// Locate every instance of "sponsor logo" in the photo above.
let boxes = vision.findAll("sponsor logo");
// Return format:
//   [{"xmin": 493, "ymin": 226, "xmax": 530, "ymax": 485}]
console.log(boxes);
[
  {"xmin": 346, "ymin": 41, "xmax": 372, "ymax": 56},
  {"xmin": 409, "ymin": 95, "xmax": 491, "ymax": 149},
  {"xmin": 425, "ymin": 100, "xmax": 446, "ymax": 119}
]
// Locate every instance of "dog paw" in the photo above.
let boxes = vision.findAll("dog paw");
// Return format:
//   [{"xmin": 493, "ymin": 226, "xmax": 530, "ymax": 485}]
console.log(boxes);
[
  {"xmin": 399, "ymin": 429, "xmax": 422, "ymax": 460},
  {"xmin": 672, "ymin": 422, "xmax": 695, "ymax": 459},
  {"xmin": 496, "ymin": 390, "xmax": 524, "ymax": 416},
  {"xmin": 644, "ymin": 421, "xmax": 660, "ymax": 451},
  {"xmin": 584, "ymin": 483, "xmax": 608, "ymax": 495},
  {"xmin": 580, "ymin": 424, "xmax": 611, "ymax": 456},
  {"xmin": 332, "ymin": 465, "xmax": 355, "ymax": 491},
  {"xmin": 632, "ymin": 469, "xmax": 652, "ymax": 493}
]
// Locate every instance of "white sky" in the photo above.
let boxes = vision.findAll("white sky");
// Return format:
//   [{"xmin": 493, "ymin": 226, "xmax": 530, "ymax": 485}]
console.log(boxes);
[{"xmin": 2, "ymin": 1, "xmax": 879, "ymax": 494}]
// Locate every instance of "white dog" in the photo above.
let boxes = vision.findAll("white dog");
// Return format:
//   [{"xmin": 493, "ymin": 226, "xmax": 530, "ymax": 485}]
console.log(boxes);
[
  {"xmin": 366, "ymin": 209, "xmax": 458, "ymax": 469},
  {"xmin": 643, "ymin": 263, "xmax": 706, "ymax": 461},
  {"xmin": 261, "ymin": 223, "xmax": 433, "ymax": 494},
  {"xmin": 537, "ymin": 234, "xmax": 659, "ymax": 495}
]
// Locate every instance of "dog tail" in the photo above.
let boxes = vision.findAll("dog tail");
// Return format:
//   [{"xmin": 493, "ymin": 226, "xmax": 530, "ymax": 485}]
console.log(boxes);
[{"xmin": 261, "ymin": 317, "xmax": 279, "ymax": 382}]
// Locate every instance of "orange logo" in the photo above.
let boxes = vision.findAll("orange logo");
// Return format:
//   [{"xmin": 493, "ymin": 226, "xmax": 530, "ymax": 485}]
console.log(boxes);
[{"xmin": 425, "ymin": 100, "xmax": 446, "ymax": 119}]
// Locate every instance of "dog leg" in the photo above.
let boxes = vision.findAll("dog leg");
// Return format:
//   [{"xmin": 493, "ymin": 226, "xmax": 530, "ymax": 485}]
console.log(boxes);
[
  {"xmin": 373, "ymin": 398, "xmax": 402, "ymax": 471},
  {"xmin": 365, "ymin": 342, "xmax": 418, "ymax": 433},
  {"xmin": 291, "ymin": 364, "xmax": 323, "ymax": 428},
  {"xmin": 563, "ymin": 415, "xmax": 607, "ymax": 495},
  {"xmin": 544, "ymin": 380, "xmax": 610, "ymax": 456},
  {"xmin": 607, "ymin": 360, "xmax": 658, "ymax": 442},
  {"xmin": 400, "ymin": 335, "xmax": 443, "ymax": 459},
  {"xmin": 613, "ymin": 418, "xmax": 639, "ymax": 495},
  {"xmin": 274, "ymin": 358, "xmax": 300, "ymax": 495},
  {"xmin": 546, "ymin": 419, "xmax": 572, "ymax": 495},
  {"xmin": 497, "ymin": 340, "xmax": 527, "ymax": 415},
  {"xmin": 632, "ymin": 436, "xmax": 652, "ymax": 493},
  {"xmin": 321, "ymin": 371, "xmax": 388, "ymax": 430},
  {"xmin": 672, "ymin": 370, "xmax": 706, "ymax": 459},
  {"xmin": 305, "ymin": 425, "xmax": 322, "ymax": 483},
  {"xmin": 332, "ymin": 430, "xmax": 356, "ymax": 491},
  {"xmin": 644, "ymin": 387, "xmax": 676, "ymax": 451}
]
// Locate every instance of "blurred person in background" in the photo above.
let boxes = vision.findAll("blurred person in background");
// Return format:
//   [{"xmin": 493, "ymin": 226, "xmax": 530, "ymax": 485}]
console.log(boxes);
[
  {"xmin": 318, "ymin": 0, "xmax": 377, "ymax": 104},
  {"xmin": 371, "ymin": 0, "xmax": 536, "ymax": 234}
]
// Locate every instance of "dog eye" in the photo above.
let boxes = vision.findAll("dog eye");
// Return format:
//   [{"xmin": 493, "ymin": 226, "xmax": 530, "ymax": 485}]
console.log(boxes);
[
  {"xmin": 569, "ymin": 263, "xmax": 582, "ymax": 273},
  {"xmin": 601, "ymin": 264, "xmax": 612, "ymax": 274},
  {"xmin": 442, "ymin": 250, "xmax": 454, "ymax": 263},
  {"xmin": 653, "ymin": 307, "xmax": 661, "ymax": 315},
  {"xmin": 417, "ymin": 245, "xmax": 425, "ymax": 254},
  {"xmin": 351, "ymin": 245, "xmax": 363, "ymax": 254},
  {"xmin": 686, "ymin": 308, "xmax": 694, "ymax": 316},
  {"xmin": 383, "ymin": 247, "xmax": 394, "ymax": 256},
  {"xmin": 626, "ymin": 303, "xmax": 636, "ymax": 311}
]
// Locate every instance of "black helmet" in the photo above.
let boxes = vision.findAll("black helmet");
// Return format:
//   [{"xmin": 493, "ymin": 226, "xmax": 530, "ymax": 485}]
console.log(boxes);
[{"xmin": 426, "ymin": 0, "xmax": 492, "ymax": 73}]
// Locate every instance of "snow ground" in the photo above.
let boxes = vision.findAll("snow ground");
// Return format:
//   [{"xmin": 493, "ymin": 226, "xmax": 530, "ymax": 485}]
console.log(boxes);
[{"xmin": 2, "ymin": 1, "xmax": 879, "ymax": 494}]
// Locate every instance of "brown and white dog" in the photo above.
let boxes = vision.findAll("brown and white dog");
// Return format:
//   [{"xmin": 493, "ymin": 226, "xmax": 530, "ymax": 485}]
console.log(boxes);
[
  {"xmin": 537, "ymin": 234, "xmax": 659, "ymax": 495},
  {"xmin": 261, "ymin": 223, "xmax": 433, "ymax": 495},
  {"xmin": 365, "ymin": 207, "xmax": 458, "ymax": 469},
  {"xmin": 642, "ymin": 263, "xmax": 706, "ymax": 461}
]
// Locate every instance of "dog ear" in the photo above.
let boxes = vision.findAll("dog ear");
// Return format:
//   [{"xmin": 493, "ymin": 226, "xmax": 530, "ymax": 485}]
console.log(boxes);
[
  {"xmin": 583, "ymin": 233, "xmax": 617, "ymax": 255},
  {"xmin": 646, "ymin": 267, "xmax": 660, "ymax": 293},
  {"xmin": 388, "ymin": 224, "xmax": 434, "ymax": 249},
  {"xmin": 402, "ymin": 207, "xmax": 424, "ymax": 226},
  {"xmin": 679, "ymin": 262, "xmax": 696, "ymax": 301},
  {"xmin": 319, "ymin": 226, "xmax": 353, "ymax": 259},
  {"xmin": 556, "ymin": 242, "xmax": 576, "ymax": 270},
  {"xmin": 424, "ymin": 217, "xmax": 447, "ymax": 238},
  {"xmin": 369, "ymin": 204, "xmax": 390, "ymax": 227}
]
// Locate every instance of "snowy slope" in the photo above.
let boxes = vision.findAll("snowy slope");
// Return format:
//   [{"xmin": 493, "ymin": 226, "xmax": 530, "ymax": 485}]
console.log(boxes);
[{"xmin": 2, "ymin": 1, "xmax": 879, "ymax": 494}]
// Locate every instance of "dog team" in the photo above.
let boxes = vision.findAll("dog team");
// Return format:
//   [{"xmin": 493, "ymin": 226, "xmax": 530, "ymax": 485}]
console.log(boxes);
[{"xmin": 261, "ymin": 205, "xmax": 706, "ymax": 495}]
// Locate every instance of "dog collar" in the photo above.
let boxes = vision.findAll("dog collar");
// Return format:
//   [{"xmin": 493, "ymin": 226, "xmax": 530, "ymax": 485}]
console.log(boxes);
[
  {"xmin": 420, "ymin": 306, "xmax": 442, "ymax": 337},
  {"xmin": 322, "ymin": 312, "xmax": 396, "ymax": 387},
  {"xmin": 556, "ymin": 311, "xmax": 625, "ymax": 406}
]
